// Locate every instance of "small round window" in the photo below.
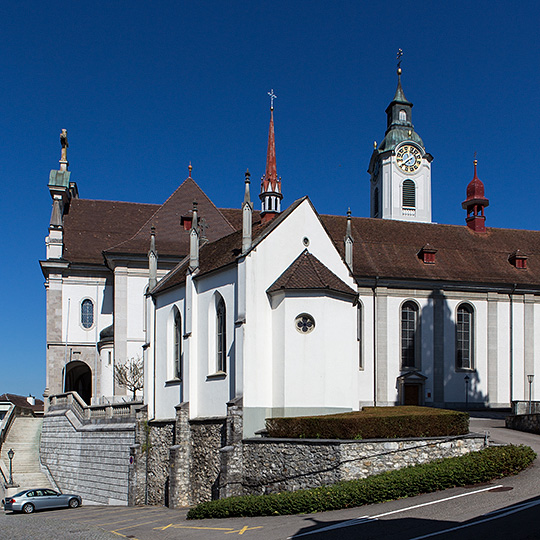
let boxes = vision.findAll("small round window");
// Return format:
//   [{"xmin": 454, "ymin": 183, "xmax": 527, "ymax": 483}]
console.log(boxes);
[{"xmin": 295, "ymin": 313, "xmax": 315, "ymax": 334}]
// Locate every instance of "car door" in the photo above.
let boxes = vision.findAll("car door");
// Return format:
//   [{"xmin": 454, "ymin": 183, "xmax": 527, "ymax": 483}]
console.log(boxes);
[
  {"xmin": 42, "ymin": 489, "xmax": 61, "ymax": 508},
  {"xmin": 30, "ymin": 490, "xmax": 47, "ymax": 510}
]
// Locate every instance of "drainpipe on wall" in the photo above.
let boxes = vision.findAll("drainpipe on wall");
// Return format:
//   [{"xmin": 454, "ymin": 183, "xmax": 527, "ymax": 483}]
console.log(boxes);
[{"xmin": 372, "ymin": 277, "xmax": 379, "ymax": 407}]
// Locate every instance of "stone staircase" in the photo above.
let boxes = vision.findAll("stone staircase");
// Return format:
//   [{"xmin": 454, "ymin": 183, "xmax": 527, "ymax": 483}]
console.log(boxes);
[{"xmin": 1, "ymin": 416, "xmax": 54, "ymax": 496}]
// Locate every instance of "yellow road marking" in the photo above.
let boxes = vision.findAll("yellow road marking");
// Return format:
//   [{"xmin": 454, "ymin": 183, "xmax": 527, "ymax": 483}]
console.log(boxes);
[
  {"xmin": 226, "ymin": 526, "xmax": 263, "ymax": 535},
  {"xmin": 152, "ymin": 523, "xmax": 264, "ymax": 535},
  {"xmin": 110, "ymin": 518, "xmax": 169, "ymax": 532},
  {"xmin": 111, "ymin": 532, "xmax": 140, "ymax": 540}
]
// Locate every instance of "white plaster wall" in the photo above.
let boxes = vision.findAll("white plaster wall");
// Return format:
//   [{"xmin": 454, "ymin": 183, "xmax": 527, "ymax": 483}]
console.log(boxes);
[
  {"xmin": 380, "ymin": 154, "xmax": 432, "ymax": 223},
  {"xmin": 272, "ymin": 293, "xmax": 357, "ymax": 409},
  {"xmin": 193, "ymin": 267, "xmax": 237, "ymax": 419},
  {"xmin": 125, "ymin": 273, "xmax": 149, "ymax": 362},
  {"xmin": 357, "ymin": 294, "xmax": 375, "ymax": 406},
  {"xmin": 99, "ymin": 345, "xmax": 115, "ymax": 398},
  {"xmin": 497, "ymin": 300, "xmax": 511, "ymax": 404},
  {"xmin": 243, "ymin": 199, "xmax": 358, "ymax": 413},
  {"xmin": 153, "ymin": 287, "xmax": 186, "ymax": 419},
  {"xmin": 61, "ymin": 277, "xmax": 110, "ymax": 344},
  {"xmin": 512, "ymin": 300, "xmax": 525, "ymax": 401}
]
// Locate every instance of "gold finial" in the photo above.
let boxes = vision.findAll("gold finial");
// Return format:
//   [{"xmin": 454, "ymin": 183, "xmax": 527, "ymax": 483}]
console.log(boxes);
[
  {"xmin": 188, "ymin": 162, "xmax": 193, "ymax": 177},
  {"xmin": 408, "ymin": 130, "xmax": 412, "ymax": 137},
  {"xmin": 373, "ymin": 141, "xmax": 377, "ymax": 149}
]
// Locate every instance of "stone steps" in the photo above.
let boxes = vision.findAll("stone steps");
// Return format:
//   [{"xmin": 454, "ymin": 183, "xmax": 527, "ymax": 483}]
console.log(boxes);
[{"xmin": 1, "ymin": 416, "xmax": 53, "ymax": 491}]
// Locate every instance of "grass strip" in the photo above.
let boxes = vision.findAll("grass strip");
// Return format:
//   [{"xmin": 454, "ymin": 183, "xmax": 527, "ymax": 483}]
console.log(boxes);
[{"xmin": 187, "ymin": 445, "xmax": 535, "ymax": 519}]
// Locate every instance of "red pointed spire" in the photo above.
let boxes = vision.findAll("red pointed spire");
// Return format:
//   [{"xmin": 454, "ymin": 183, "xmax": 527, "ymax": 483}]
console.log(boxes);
[
  {"xmin": 260, "ymin": 92, "xmax": 283, "ymax": 223},
  {"xmin": 263, "ymin": 109, "xmax": 279, "ymax": 192},
  {"xmin": 462, "ymin": 160, "xmax": 489, "ymax": 232}
]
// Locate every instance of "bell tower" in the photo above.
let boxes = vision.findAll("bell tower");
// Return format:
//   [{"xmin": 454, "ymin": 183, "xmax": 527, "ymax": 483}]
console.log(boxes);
[{"xmin": 368, "ymin": 53, "xmax": 433, "ymax": 223}]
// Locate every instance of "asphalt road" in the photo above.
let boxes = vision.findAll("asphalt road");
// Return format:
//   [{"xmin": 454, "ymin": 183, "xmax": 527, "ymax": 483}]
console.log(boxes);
[{"xmin": 1, "ymin": 414, "xmax": 539, "ymax": 540}]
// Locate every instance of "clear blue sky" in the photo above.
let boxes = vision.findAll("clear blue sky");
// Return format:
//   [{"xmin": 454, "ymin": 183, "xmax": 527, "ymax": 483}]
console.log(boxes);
[{"xmin": 2, "ymin": 1, "xmax": 539, "ymax": 398}]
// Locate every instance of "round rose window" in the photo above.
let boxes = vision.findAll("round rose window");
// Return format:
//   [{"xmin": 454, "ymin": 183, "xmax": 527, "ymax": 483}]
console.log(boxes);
[{"xmin": 295, "ymin": 313, "xmax": 315, "ymax": 334}]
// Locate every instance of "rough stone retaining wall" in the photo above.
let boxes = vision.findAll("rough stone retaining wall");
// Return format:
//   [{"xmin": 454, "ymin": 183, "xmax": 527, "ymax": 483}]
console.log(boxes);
[
  {"xmin": 40, "ymin": 410, "xmax": 135, "ymax": 505},
  {"xmin": 240, "ymin": 435, "xmax": 485, "ymax": 495},
  {"xmin": 506, "ymin": 413, "xmax": 540, "ymax": 435}
]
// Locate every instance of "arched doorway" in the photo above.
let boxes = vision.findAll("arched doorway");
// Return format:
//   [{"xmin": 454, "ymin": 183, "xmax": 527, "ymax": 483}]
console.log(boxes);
[{"xmin": 64, "ymin": 361, "xmax": 92, "ymax": 404}]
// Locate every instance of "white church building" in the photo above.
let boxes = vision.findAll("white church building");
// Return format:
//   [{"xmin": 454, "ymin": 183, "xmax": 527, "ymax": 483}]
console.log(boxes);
[{"xmin": 42, "ymin": 69, "xmax": 540, "ymax": 437}]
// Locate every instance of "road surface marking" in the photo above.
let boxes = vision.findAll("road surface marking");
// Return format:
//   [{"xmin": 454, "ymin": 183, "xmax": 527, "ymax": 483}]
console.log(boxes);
[
  {"xmin": 225, "ymin": 526, "xmax": 264, "ymax": 534},
  {"xmin": 290, "ymin": 484, "xmax": 504, "ymax": 537},
  {"xmin": 408, "ymin": 497, "xmax": 540, "ymax": 539}
]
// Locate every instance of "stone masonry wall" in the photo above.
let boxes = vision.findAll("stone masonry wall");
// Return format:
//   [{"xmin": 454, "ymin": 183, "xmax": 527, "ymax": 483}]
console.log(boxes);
[
  {"xmin": 41, "ymin": 410, "xmax": 135, "ymax": 505},
  {"xmin": 189, "ymin": 418, "xmax": 226, "ymax": 503},
  {"xmin": 506, "ymin": 413, "xmax": 540, "ymax": 435},
  {"xmin": 241, "ymin": 435, "xmax": 485, "ymax": 495}
]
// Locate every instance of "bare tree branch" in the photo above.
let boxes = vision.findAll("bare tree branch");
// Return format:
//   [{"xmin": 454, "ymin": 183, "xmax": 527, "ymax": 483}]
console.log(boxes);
[{"xmin": 114, "ymin": 355, "xmax": 144, "ymax": 400}]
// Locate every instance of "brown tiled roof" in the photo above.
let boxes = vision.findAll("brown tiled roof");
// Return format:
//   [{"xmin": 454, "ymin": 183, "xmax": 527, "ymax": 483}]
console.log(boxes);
[
  {"xmin": 267, "ymin": 250, "xmax": 357, "ymax": 297},
  {"xmin": 219, "ymin": 208, "xmax": 262, "ymax": 230},
  {"xmin": 63, "ymin": 199, "xmax": 159, "ymax": 264},
  {"xmin": 105, "ymin": 178, "xmax": 236, "ymax": 259},
  {"xmin": 321, "ymin": 215, "xmax": 540, "ymax": 288},
  {"xmin": 151, "ymin": 199, "xmax": 306, "ymax": 294},
  {"xmin": 0, "ymin": 394, "xmax": 44, "ymax": 412}
]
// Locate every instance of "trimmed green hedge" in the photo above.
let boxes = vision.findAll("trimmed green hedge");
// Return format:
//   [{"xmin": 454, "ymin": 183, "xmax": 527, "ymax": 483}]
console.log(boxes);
[
  {"xmin": 187, "ymin": 445, "xmax": 535, "ymax": 519},
  {"xmin": 265, "ymin": 406, "xmax": 469, "ymax": 439}
]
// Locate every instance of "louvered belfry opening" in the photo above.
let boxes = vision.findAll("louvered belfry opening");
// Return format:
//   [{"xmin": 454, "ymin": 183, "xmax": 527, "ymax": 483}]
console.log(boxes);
[{"xmin": 402, "ymin": 179, "xmax": 416, "ymax": 209}]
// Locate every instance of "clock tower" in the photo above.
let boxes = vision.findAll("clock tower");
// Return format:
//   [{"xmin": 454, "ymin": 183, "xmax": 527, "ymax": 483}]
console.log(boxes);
[{"xmin": 368, "ymin": 66, "xmax": 433, "ymax": 223}]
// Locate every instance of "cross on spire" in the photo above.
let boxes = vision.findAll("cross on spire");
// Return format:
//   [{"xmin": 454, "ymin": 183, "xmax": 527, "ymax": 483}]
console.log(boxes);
[
  {"xmin": 396, "ymin": 48, "xmax": 403, "ymax": 69},
  {"xmin": 268, "ymin": 89, "xmax": 277, "ymax": 110}
]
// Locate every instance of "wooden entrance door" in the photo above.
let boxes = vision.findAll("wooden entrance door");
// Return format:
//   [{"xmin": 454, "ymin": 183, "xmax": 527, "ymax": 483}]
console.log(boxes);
[{"xmin": 403, "ymin": 384, "xmax": 420, "ymax": 405}]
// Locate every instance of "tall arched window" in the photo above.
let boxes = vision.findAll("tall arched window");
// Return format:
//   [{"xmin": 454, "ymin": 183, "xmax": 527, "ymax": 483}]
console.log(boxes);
[
  {"xmin": 216, "ymin": 295, "xmax": 226, "ymax": 373},
  {"xmin": 456, "ymin": 303, "xmax": 474, "ymax": 370},
  {"xmin": 402, "ymin": 180, "xmax": 416, "ymax": 209},
  {"xmin": 81, "ymin": 299, "xmax": 94, "ymax": 329},
  {"xmin": 401, "ymin": 301, "xmax": 419, "ymax": 368},
  {"xmin": 399, "ymin": 109, "xmax": 407, "ymax": 122},
  {"xmin": 173, "ymin": 309, "xmax": 182, "ymax": 379}
]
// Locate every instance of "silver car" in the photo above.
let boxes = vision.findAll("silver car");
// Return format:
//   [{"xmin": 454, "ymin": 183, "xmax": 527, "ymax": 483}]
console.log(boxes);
[{"xmin": 2, "ymin": 488, "xmax": 82, "ymax": 513}]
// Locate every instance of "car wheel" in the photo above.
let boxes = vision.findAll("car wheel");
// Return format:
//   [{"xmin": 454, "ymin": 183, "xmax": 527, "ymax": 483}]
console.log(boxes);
[
  {"xmin": 68, "ymin": 498, "xmax": 80, "ymax": 509},
  {"xmin": 22, "ymin": 503, "xmax": 35, "ymax": 514}
]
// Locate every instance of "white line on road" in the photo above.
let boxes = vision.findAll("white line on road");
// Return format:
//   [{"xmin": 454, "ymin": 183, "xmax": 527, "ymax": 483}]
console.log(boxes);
[
  {"xmin": 408, "ymin": 497, "xmax": 540, "ymax": 539},
  {"xmin": 289, "ymin": 484, "xmax": 504, "ymax": 538}
]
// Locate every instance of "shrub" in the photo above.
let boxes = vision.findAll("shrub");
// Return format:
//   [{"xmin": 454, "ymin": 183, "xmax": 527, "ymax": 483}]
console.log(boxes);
[
  {"xmin": 265, "ymin": 406, "xmax": 469, "ymax": 440},
  {"xmin": 187, "ymin": 445, "xmax": 535, "ymax": 519}
]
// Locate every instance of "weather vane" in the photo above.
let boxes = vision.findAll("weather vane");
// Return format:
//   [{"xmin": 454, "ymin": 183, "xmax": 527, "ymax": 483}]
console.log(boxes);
[
  {"xmin": 396, "ymin": 48, "xmax": 403, "ymax": 69},
  {"xmin": 268, "ymin": 89, "xmax": 277, "ymax": 110}
]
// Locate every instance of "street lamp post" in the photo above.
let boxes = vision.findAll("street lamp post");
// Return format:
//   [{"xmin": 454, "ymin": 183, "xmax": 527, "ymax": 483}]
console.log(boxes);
[
  {"xmin": 527, "ymin": 374, "xmax": 534, "ymax": 414},
  {"xmin": 464, "ymin": 375, "xmax": 470, "ymax": 409},
  {"xmin": 7, "ymin": 448, "xmax": 14, "ymax": 485}
]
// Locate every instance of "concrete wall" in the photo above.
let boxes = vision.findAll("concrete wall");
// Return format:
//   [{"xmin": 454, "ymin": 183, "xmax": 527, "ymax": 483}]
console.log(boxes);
[{"xmin": 40, "ymin": 410, "xmax": 135, "ymax": 505}]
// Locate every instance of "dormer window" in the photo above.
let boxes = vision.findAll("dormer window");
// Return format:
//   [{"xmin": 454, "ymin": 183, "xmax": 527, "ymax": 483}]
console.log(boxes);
[
  {"xmin": 509, "ymin": 250, "xmax": 528, "ymax": 269},
  {"xmin": 418, "ymin": 244, "xmax": 437, "ymax": 264}
]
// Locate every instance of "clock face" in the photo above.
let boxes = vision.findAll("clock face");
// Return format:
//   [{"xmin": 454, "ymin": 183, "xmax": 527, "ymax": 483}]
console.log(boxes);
[{"xmin": 396, "ymin": 144, "xmax": 422, "ymax": 173}]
